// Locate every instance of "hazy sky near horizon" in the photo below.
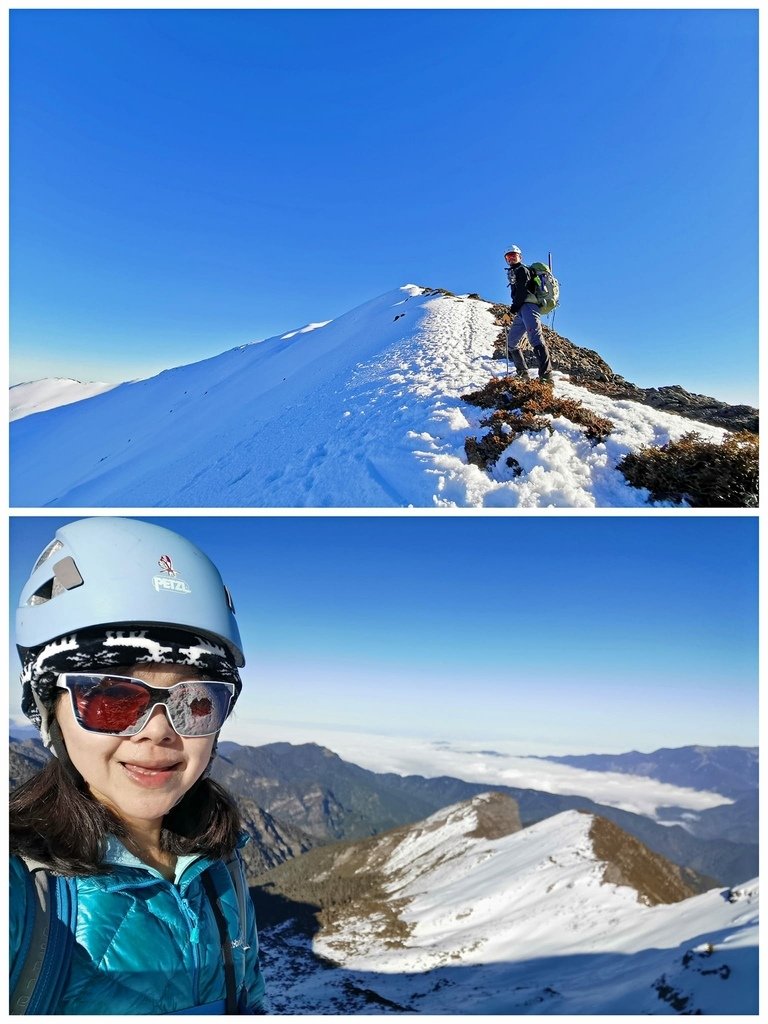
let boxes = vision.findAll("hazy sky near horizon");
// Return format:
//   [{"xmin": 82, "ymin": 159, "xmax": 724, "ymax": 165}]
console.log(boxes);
[
  {"xmin": 9, "ymin": 515, "xmax": 758, "ymax": 752},
  {"xmin": 10, "ymin": 8, "xmax": 758, "ymax": 406}
]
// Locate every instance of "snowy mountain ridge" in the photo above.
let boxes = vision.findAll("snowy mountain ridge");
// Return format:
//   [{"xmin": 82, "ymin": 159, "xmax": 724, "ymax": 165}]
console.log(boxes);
[
  {"xmin": 257, "ymin": 793, "xmax": 758, "ymax": 1014},
  {"xmin": 10, "ymin": 285, "xmax": 750, "ymax": 507},
  {"xmin": 10, "ymin": 377, "xmax": 116, "ymax": 421}
]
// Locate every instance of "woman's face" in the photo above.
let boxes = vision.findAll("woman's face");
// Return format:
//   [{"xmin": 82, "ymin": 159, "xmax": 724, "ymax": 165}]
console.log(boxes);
[{"xmin": 55, "ymin": 663, "xmax": 217, "ymax": 829}]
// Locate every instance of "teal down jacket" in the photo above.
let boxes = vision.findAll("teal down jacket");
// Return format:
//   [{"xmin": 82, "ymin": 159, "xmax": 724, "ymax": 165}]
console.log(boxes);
[{"xmin": 9, "ymin": 836, "xmax": 266, "ymax": 1015}]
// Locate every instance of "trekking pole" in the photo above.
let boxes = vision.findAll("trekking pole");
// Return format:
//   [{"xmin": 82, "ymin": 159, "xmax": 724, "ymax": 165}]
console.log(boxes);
[{"xmin": 548, "ymin": 251, "xmax": 556, "ymax": 332}]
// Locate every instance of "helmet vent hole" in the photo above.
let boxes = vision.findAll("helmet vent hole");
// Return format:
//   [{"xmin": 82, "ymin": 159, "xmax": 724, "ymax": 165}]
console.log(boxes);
[
  {"xmin": 27, "ymin": 579, "xmax": 54, "ymax": 606},
  {"xmin": 32, "ymin": 539, "xmax": 64, "ymax": 572},
  {"xmin": 24, "ymin": 557, "xmax": 84, "ymax": 605}
]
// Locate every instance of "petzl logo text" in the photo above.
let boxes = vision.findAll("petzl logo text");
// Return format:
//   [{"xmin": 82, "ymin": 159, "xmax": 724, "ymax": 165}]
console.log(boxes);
[{"xmin": 152, "ymin": 575, "xmax": 193, "ymax": 594}]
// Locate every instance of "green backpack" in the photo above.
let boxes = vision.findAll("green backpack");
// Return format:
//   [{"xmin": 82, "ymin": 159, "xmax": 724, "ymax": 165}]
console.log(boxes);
[{"xmin": 527, "ymin": 262, "xmax": 560, "ymax": 315}]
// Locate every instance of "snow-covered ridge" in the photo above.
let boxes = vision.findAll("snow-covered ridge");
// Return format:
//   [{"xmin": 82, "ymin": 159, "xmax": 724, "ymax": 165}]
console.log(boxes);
[
  {"xmin": 316, "ymin": 799, "xmax": 709, "ymax": 966},
  {"xmin": 262, "ymin": 794, "xmax": 758, "ymax": 1014},
  {"xmin": 10, "ymin": 377, "xmax": 116, "ymax": 421},
  {"xmin": 11, "ymin": 286, "xmax": 730, "ymax": 507}
]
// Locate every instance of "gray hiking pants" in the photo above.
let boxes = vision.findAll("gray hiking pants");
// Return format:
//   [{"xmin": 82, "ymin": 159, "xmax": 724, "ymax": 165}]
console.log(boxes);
[{"xmin": 507, "ymin": 302, "xmax": 544, "ymax": 352}]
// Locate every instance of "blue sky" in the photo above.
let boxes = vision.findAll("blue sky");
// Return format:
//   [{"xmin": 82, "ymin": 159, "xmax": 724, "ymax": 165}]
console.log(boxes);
[
  {"xmin": 9, "ymin": 516, "xmax": 758, "ymax": 752},
  {"xmin": 10, "ymin": 8, "xmax": 758, "ymax": 406}
]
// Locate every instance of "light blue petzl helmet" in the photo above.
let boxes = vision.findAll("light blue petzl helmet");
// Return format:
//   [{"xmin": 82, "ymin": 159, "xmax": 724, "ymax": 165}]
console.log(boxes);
[
  {"xmin": 504, "ymin": 244, "xmax": 522, "ymax": 256},
  {"xmin": 17, "ymin": 517, "xmax": 244, "ymax": 665}
]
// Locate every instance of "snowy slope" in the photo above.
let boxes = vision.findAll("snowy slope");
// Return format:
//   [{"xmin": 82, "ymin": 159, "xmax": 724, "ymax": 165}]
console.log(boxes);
[
  {"xmin": 259, "ymin": 796, "xmax": 758, "ymax": 1015},
  {"xmin": 10, "ymin": 286, "xmax": 727, "ymax": 507},
  {"xmin": 10, "ymin": 378, "xmax": 116, "ymax": 421}
]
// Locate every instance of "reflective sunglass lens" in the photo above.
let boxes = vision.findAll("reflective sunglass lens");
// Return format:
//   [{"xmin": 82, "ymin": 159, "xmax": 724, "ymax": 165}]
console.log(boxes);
[
  {"xmin": 167, "ymin": 683, "xmax": 230, "ymax": 736},
  {"xmin": 75, "ymin": 681, "xmax": 150, "ymax": 734}
]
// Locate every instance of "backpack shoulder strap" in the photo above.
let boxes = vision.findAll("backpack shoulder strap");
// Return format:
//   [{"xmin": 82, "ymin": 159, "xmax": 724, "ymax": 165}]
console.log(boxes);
[
  {"xmin": 224, "ymin": 850, "xmax": 251, "ymax": 952},
  {"xmin": 201, "ymin": 851, "xmax": 251, "ymax": 1015},
  {"xmin": 10, "ymin": 858, "xmax": 78, "ymax": 1015},
  {"xmin": 201, "ymin": 871, "xmax": 238, "ymax": 1015}
]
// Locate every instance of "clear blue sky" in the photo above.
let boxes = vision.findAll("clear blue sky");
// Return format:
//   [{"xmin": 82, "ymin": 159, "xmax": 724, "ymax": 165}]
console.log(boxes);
[
  {"xmin": 9, "ymin": 516, "xmax": 758, "ymax": 751},
  {"xmin": 10, "ymin": 9, "xmax": 758, "ymax": 406}
]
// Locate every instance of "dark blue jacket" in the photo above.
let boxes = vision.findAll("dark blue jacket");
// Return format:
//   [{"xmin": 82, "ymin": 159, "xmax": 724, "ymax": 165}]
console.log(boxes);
[{"xmin": 507, "ymin": 264, "xmax": 537, "ymax": 314}]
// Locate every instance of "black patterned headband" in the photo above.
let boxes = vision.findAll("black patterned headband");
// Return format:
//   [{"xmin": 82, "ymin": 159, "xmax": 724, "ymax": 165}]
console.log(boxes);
[{"xmin": 19, "ymin": 626, "xmax": 242, "ymax": 747}]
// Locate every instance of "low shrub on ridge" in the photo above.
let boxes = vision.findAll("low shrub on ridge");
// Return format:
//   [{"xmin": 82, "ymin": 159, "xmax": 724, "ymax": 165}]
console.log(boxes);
[
  {"xmin": 462, "ymin": 376, "xmax": 614, "ymax": 470},
  {"xmin": 619, "ymin": 431, "xmax": 758, "ymax": 507}
]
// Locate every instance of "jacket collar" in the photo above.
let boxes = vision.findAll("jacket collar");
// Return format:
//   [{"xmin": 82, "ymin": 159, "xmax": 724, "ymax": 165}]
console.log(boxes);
[
  {"xmin": 102, "ymin": 835, "xmax": 209, "ymax": 887},
  {"xmin": 101, "ymin": 831, "xmax": 249, "ymax": 888}
]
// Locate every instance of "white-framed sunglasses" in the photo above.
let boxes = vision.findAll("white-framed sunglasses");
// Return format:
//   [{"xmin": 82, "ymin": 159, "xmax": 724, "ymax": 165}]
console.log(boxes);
[{"xmin": 57, "ymin": 673, "xmax": 236, "ymax": 738}]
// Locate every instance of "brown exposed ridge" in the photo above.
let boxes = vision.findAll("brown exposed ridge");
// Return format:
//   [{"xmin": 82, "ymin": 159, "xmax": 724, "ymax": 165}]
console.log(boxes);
[
  {"xmin": 588, "ymin": 813, "xmax": 708, "ymax": 906},
  {"xmin": 467, "ymin": 792, "xmax": 523, "ymax": 840}
]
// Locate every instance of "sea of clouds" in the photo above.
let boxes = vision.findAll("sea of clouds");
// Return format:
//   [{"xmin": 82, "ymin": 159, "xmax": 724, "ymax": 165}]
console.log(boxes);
[{"xmin": 221, "ymin": 718, "xmax": 732, "ymax": 821}]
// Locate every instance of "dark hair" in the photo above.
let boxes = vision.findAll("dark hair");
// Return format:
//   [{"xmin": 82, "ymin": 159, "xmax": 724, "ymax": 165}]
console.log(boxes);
[{"xmin": 10, "ymin": 758, "xmax": 242, "ymax": 876}]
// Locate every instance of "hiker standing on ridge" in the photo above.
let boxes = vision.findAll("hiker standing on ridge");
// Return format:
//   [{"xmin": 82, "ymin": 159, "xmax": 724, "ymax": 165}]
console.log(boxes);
[
  {"xmin": 504, "ymin": 245, "xmax": 554, "ymax": 382},
  {"xmin": 10, "ymin": 517, "xmax": 266, "ymax": 1015}
]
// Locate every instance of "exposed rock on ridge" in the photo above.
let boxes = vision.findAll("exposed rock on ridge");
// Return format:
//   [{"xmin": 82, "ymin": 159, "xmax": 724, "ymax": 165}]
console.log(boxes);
[
  {"xmin": 485, "ymin": 300, "xmax": 758, "ymax": 433},
  {"xmin": 467, "ymin": 790, "xmax": 523, "ymax": 839},
  {"xmin": 587, "ymin": 813, "xmax": 708, "ymax": 905}
]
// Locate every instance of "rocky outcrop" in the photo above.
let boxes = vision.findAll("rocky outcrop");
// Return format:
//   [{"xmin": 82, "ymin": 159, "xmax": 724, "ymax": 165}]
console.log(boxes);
[
  {"xmin": 487, "ymin": 302, "xmax": 758, "ymax": 434},
  {"xmin": 235, "ymin": 797, "xmax": 319, "ymax": 882},
  {"xmin": 467, "ymin": 791, "xmax": 523, "ymax": 840},
  {"xmin": 580, "ymin": 379, "xmax": 759, "ymax": 434},
  {"xmin": 588, "ymin": 813, "xmax": 714, "ymax": 905},
  {"xmin": 9, "ymin": 738, "xmax": 51, "ymax": 789}
]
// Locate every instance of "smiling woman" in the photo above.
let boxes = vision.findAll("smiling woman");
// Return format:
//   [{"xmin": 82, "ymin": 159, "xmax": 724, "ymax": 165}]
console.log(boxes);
[{"xmin": 9, "ymin": 518, "xmax": 267, "ymax": 1015}]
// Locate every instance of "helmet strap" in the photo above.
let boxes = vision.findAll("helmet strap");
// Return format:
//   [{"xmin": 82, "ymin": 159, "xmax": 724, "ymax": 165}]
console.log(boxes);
[
  {"xmin": 31, "ymin": 687, "xmax": 55, "ymax": 749},
  {"xmin": 201, "ymin": 738, "xmax": 219, "ymax": 781},
  {"xmin": 47, "ymin": 717, "xmax": 85, "ymax": 785}
]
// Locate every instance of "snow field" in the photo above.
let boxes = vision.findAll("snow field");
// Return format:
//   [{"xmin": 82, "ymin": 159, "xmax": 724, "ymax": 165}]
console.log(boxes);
[{"xmin": 309, "ymin": 799, "xmax": 758, "ymax": 1014}]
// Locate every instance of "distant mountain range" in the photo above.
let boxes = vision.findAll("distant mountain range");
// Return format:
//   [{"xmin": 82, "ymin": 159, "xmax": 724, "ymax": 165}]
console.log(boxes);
[
  {"xmin": 253, "ymin": 793, "xmax": 758, "ymax": 1014},
  {"xmin": 541, "ymin": 745, "xmax": 759, "ymax": 799},
  {"xmin": 9, "ymin": 736, "xmax": 51, "ymax": 788},
  {"xmin": 10, "ymin": 737, "xmax": 757, "ymax": 888}
]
